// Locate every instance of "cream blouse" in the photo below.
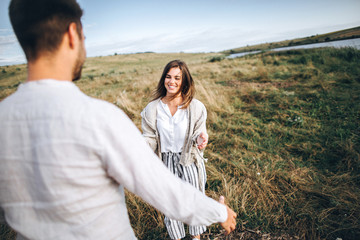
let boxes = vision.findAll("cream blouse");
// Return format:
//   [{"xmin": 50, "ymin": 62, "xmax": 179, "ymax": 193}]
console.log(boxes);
[{"xmin": 157, "ymin": 100, "xmax": 188, "ymax": 153}]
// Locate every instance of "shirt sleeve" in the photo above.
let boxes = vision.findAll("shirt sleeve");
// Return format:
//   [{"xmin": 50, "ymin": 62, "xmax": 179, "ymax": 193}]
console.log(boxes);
[{"xmin": 99, "ymin": 105, "xmax": 227, "ymax": 226}]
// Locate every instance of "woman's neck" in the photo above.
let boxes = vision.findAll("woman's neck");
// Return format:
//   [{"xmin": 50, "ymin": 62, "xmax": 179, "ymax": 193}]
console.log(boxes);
[{"xmin": 162, "ymin": 95, "xmax": 183, "ymax": 107}]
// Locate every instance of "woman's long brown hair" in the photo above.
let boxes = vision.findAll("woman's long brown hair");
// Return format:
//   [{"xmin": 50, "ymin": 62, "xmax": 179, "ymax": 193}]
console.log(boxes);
[{"xmin": 152, "ymin": 60, "xmax": 195, "ymax": 109}]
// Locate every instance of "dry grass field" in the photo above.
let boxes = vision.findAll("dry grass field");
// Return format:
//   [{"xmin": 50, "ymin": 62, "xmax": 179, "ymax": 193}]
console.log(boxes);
[{"xmin": 1, "ymin": 47, "xmax": 359, "ymax": 239}]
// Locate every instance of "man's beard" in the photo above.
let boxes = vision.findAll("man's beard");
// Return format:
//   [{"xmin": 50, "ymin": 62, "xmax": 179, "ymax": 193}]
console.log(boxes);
[
  {"xmin": 72, "ymin": 45, "xmax": 85, "ymax": 81},
  {"xmin": 72, "ymin": 63, "xmax": 83, "ymax": 81}
]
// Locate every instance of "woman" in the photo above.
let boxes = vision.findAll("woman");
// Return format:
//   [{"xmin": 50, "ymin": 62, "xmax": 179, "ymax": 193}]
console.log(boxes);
[{"xmin": 141, "ymin": 60, "xmax": 209, "ymax": 240}]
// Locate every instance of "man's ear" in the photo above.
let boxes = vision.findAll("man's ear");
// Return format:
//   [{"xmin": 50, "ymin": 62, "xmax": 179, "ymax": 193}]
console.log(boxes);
[{"xmin": 67, "ymin": 22, "xmax": 79, "ymax": 49}]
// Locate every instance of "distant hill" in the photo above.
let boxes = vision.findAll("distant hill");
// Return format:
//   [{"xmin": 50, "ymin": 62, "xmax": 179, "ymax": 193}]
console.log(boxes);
[{"xmin": 222, "ymin": 26, "xmax": 360, "ymax": 54}]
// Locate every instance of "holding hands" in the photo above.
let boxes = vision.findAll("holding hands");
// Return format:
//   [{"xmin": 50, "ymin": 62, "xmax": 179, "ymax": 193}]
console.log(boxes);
[{"xmin": 197, "ymin": 132, "xmax": 208, "ymax": 150}]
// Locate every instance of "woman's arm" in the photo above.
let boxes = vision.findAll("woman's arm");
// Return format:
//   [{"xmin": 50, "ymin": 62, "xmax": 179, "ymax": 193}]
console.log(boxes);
[
  {"xmin": 140, "ymin": 107, "xmax": 159, "ymax": 153},
  {"xmin": 197, "ymin": 132, "xmax": 208, "ymax": 150},
  {"xmin": 192, "ymin": 102, "xmax": 208, "ymax": 150}
]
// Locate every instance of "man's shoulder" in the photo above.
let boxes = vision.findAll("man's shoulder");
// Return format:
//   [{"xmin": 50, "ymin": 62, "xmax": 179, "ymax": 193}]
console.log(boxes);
[
  {"xmin": 0, "ymin": 85, "xmax": 26, "ymax": 118},
  {"xmin": 86, "ymin": 96, "xmax": 127, "ymax": 119},
  {"xmin": 86, "ymin": 95, "xmax": 116, "ymax": 109}
]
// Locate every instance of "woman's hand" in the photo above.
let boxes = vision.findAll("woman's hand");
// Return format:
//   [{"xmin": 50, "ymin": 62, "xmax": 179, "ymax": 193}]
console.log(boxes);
[{"xmin": 197, "ymin": 132, "xmax": 208, "ymax": 150}]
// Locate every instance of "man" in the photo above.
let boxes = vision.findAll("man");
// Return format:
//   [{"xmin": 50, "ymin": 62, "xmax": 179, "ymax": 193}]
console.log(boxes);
[{"xmin": 0, "ymin": 0, "xmax": 236, "ymax": 239}]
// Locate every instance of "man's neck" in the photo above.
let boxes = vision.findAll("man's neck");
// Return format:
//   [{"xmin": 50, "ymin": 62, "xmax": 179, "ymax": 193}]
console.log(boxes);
[{"xmin": 27, "ymin": 54, "xmax": 73, "ymax": 82}]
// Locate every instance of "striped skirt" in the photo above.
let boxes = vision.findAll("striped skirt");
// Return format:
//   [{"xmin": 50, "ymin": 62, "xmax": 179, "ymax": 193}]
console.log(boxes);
[{"xmin": 161, "ymin": 152, "xmax": 207, "ymax": 239}]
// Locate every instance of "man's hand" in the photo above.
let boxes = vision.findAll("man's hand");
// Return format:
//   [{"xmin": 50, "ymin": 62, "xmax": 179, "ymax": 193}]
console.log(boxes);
[
  {"xmin": 197, "ymin": 132, "xmax": 208, "ymax": 150},
  {"xmin": 219, "ymin": 196, "xmax": 236, "ymax": 235}
]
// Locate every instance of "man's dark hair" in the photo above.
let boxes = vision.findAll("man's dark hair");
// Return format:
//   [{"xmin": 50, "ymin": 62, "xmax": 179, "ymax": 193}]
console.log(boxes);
[{"xmin": 9, "ymin": 0, "xmax": 83, "ymax": 61}]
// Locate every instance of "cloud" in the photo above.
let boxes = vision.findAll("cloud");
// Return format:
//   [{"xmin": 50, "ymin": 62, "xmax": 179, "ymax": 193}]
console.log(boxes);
[
  {"xmin": 0, "ymin": 55, "xmax": 25, "ymax": 66},
  {"xmin": 0, "ymin": 34, "xmax": 17, "ymax": 45},
  {"xmin": 84, "ymin": 23, "xmax": 97, "ymax": 30},
  {"xmin": 0, "ymin": 34, "xmax": 19, "ymax": 58},
  {"xmin": 85, "ymin": 27, "xmax": 270, "ymax": 56},
  {"xmin": 0, "ymin": 28, "xmax": 12, "ymax": 33},
  {"xmin": 0, "ymin": 33, "xmax": 25, "ymax": 66}
]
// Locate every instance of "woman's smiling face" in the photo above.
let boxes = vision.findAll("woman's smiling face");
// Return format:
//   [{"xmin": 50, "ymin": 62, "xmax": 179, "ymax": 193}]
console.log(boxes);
[{"xmin": 164, "ymin": 67, "xmax": 182, "ymax": 97}]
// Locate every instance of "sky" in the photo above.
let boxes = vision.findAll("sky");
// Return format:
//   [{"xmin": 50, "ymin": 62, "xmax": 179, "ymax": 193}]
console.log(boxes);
[{"xmin": 1, "ymin": 0, "xmax": 360, "ymax": 66}]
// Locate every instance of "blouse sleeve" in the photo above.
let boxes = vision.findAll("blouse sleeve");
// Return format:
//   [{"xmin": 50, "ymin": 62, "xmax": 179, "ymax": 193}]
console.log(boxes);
[
  {"xmin": 192, "ymin": 102, "xmax": 208, "ymax": 150},
  {"xmin": 140, "ymin": 108, "xmax": 158, "ymax": 153}
]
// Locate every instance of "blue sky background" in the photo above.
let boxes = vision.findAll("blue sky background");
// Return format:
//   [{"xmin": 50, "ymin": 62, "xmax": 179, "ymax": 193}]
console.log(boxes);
[{"xmin": 1, "ymin": 0, "xmax": 360, "ymax": 66}]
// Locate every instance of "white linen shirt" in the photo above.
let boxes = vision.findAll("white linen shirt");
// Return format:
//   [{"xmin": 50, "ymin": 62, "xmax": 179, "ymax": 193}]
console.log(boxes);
[
  {"xmin": 157, "ymin": 100, "xmax": 188, "ymax": 153},
  {"xmin": 0, "ymin": 80, "xmax": 227, "ymax": 240}
]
